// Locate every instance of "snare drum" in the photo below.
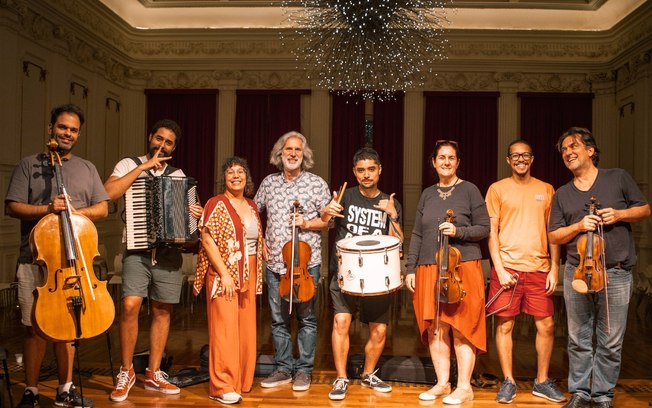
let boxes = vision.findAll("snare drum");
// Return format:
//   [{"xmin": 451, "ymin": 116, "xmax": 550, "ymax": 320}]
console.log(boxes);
[{"xmin": 336, "ymin": 235, "xmax": 402, "ymax": 296}]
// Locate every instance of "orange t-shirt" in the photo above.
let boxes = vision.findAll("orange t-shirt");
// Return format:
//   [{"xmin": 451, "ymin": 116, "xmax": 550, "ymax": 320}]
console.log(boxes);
[{"xmin": 485, "ymin": 177, "xmax": 555, "ymax": 272}]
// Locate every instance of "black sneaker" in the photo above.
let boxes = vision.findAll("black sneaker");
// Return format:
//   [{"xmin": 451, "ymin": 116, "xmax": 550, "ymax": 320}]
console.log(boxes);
[
  {"xmin": 17, "ymin": 389, "xmax": 40, "ymax": 408},
  {"xmin": 54, "ymin": 384, "xmax": 94, "ymax": 408},
  {"xmin": 328, "ymin": 378, "xmax": 349, "ymax": 400}
]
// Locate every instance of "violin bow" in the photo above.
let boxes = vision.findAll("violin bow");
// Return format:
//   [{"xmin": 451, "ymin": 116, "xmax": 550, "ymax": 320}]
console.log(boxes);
[
  {"xmin": 288, "ymin": 204, "xmax": 297, "ymax": 315},
  {"xmin": 598, "ymin": 222, "xmax": 610, "ymax": 334},
  {"xmin": 48, "ymin": 141, "xmax": 96, "ymax": 300}
]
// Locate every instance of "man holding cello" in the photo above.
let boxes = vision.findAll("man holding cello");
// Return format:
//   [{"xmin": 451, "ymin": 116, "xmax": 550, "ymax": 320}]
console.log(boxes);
[
  {"xmin": 320, "ymin": 147, "xmax": 403, "ymax": 400},
  {"xmin": 5, "ymin": 104, "xmax": 109, "ymax": 408},
  {"xmin": 254, "ymin": 131, "xmax": 331, "ymax": 391},
  {"xmin": 548, "ymin": 127, "xmax": 649, "ymax": 408}
]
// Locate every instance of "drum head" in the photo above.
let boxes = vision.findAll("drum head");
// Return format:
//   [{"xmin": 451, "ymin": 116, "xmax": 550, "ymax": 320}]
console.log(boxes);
[{"xmin": 336, "ymin": 234, "xmax": 400, "ymax": 252}]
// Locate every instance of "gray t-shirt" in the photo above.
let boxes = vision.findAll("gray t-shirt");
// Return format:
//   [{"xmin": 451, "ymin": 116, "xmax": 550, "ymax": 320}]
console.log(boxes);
[
  {"xmin": 5, "ymin": 153, "xmax": 109, "ymax": 263},
  {"xmin": 548, "ymin": 168, "xmax": 648, "ymax": 269}
]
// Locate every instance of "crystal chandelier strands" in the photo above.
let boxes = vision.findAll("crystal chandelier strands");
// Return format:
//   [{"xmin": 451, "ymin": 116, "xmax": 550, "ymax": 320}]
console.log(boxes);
[{"xmin": 281, "ymin": 0, "xmax": 452, "ymax": 100}]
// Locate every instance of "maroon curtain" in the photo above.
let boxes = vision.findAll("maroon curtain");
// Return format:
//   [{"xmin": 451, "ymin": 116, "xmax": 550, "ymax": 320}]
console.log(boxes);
[
  {"xmin": 330, "ymin": 93, "xmax": 366, "ymax": 190},
  {"xmin": 423, "ymin": 92, "xmax": 499, "ymax": 196},
  {"xmin": 519, "ymin": 93, "xmax": 593, "ymax": 189},
  {"xmin": 372, "ymin": 93, "xmax": 404, "ymax": 202},
  {"xmin": 234, "ymin": 90, "xmax": 309, "ymax": 191},
  {"xmin": 145, "ymin": 89, "xmax": 217, "ymax": 204}
]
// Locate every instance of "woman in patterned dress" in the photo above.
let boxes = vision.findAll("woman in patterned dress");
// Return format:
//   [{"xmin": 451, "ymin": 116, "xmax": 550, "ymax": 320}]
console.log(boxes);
[{"xmin": 193, "ymin": 157, "xmax": 263, "ymax": 405}]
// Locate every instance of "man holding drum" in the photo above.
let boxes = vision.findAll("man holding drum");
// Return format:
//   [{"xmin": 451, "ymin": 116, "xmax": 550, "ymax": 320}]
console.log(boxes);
[{"xmin": 321, "ymin": 147, "xmax": 403, "ymax": 400}]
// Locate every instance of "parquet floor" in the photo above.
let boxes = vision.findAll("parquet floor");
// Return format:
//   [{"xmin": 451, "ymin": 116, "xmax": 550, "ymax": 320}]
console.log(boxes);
[{"xmin": 1, "ymin": 283, "xmax": 651, "ymax": 407}]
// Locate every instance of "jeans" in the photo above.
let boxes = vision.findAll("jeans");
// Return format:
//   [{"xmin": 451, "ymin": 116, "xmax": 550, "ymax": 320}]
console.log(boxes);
[
  {"xmin": 563, "ymin": 263, "xmax": 633, "ymax": 403},
  {"xmin": 266, "ymin": 266, "xmax": 320, "ymax": 375}
]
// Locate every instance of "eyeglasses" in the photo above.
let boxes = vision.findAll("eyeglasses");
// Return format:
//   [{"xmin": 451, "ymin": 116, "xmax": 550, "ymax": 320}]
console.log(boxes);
[
  {"xmin": 436, "ymin": 139, "xmax": 458, "ymax": 146},
  {"xmin": 508, "ymin": 152, "xmax": 533, "ymax": 161}
]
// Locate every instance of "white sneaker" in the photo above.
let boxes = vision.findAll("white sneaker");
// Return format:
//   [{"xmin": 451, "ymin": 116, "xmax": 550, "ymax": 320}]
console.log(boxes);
[{"xmin": 210, "ymin": 392, "xmax": 242, "ymax": 405}]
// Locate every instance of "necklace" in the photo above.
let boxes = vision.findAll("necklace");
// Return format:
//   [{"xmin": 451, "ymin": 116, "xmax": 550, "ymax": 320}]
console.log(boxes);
[{"xmin": 436, "ymin": 178, "xmax": 459, "ymax": 201}]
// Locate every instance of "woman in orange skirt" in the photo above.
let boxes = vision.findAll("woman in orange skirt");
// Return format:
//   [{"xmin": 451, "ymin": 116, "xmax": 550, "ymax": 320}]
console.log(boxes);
[{"xmin": 405, "ymin": 140, "xmax": 490, "ymax": 404}]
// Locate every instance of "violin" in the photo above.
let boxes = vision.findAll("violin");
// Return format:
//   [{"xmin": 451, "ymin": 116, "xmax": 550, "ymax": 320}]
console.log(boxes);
[
  {"xmin": 572, "ymin": 196, "xmax": 608, "ymax": 294},
  {"xmin": 436, "ymin": 209, "xmax": 466, "ymax": 304},
  {"xmin": 30, "ymin": 139, "xmax": 115, "ymax": 342},
  {"xmin": 279, "ymin": 201, "xmax": 315, "ymax": 313}
]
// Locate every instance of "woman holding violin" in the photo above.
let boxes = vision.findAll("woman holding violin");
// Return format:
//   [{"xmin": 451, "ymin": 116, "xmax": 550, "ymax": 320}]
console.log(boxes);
[
  {"xmin": 5, "ymin": 104, "xmax": 109, "ymax": 408},
  {"xmin": 405, "ymin": 140, "xmax": 490, "ymax": 404},
  {"xmin": 193, "ymin": 157, "xmax": 264, "ymax": 405}
]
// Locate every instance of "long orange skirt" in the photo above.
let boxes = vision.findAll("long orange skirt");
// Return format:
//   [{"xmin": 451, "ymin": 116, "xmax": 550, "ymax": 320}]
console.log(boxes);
[{"xmin": 412, "ymin": 261, "xmax": 487, "ymax": 354}]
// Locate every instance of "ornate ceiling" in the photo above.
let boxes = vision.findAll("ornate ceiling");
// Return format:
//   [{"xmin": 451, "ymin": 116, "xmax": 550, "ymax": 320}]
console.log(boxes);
[{"xmin": 99, "ymin": 0, "xmax": 646, "ymax": 30}]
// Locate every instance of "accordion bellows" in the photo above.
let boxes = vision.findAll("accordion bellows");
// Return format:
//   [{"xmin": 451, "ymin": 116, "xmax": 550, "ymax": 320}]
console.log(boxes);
[{"xmin": 125, "ymin": 176, "xmax": 199, "ymax": 250}]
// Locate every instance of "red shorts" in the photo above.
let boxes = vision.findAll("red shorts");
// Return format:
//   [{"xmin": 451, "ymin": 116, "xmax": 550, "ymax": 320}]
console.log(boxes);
[{"xmin": 486, "ymin": 267, "xmax": 553, "ymax": 317}]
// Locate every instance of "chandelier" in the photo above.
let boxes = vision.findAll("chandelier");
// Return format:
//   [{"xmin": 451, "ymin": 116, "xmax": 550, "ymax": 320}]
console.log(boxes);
[{"xmin": 281, "ymin": 0, "xmax": 452, "ymax": 100}]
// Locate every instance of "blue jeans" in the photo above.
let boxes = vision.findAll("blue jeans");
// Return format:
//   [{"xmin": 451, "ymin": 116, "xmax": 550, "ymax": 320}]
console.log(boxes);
[
  {"xmin": 266, "ymin": 266, "xmax": 320, "ymax": 375},
  {"xmin": 563, "ymin": 263, "xmax": 633, "ymax": 403}
]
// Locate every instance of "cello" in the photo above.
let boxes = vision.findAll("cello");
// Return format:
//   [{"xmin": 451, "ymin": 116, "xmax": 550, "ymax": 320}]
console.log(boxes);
[
  {"xmin": 436, "ymin": 209, "xmax": 466, "ymax": 304},
  {"xmin": 30, "ymin": 138, "xmax": 115, "ymax": 342},
  {"xmin": 279, "ymin": 201, "xmax": 315, "ymax": 314}
]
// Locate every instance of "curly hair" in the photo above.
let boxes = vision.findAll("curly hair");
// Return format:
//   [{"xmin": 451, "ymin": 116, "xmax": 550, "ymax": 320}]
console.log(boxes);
[
  {"xmin": 149, "ymin": 119, "xmax": 183, "ymax": 146},
  {"xmin": 269, "ymin": 131, "xmax": 314, "ymax": 171},
  {"xmin": 219, "ymin": 156, "xmax": 254, "ymax": 197}
]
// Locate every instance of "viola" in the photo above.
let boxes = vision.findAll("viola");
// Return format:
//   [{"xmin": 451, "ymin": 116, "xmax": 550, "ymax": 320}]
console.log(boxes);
[
  {"xmin": 572, "ymin": 196, "xmax": 608, "ymax": 294},
  {"xmin": 30, "ymin": 139, "xmax": 115, "ymax": 342},
  {"xmin": 436, "ymin": 209, "xmax": 466, "ymax": 304},
  {"xmin": 279, "ymin": 201, "xmax": 315, "ymax": 313}
]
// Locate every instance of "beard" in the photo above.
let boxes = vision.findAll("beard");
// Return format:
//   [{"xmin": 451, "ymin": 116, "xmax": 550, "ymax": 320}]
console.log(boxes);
[
  {"xmin": 149, "ymin": 145, "xmax": 172, "ymax": 158},
  {"xmin": 282, "ymin": 155, "xmax": 302, "ymax": 172}
]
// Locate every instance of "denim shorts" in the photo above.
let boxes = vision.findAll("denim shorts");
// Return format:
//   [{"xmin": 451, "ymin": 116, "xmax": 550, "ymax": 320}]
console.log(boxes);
[{"xmin": 121, "ymin": 250, "xmax": 184, "ymax": 304}]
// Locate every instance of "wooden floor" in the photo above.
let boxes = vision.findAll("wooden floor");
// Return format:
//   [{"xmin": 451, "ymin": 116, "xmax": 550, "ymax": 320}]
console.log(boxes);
[{"xmin": 1, "ymin": 282, "xmax": 652, "ymax": 407}]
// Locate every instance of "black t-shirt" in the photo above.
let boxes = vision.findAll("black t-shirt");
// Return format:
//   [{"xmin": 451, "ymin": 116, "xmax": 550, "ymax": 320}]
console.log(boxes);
[
  {"xmin": 329, "ymin": 187, "xmax": 403, "ymax": 272},
  {"xmin": 548, "ymin": 168, "xmax": 648, "ymax": 269}
]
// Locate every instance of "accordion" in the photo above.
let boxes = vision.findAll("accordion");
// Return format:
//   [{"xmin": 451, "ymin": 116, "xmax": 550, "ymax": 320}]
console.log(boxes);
[{"xmin": 125, "ymin": 176, "xmax": 199, "ymax": 251}]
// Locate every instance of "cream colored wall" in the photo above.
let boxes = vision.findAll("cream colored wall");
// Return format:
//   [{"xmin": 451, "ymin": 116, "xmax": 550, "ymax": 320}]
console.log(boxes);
[{"xmin": 0, "ymin": 0, "xmax": 650, "ymax": 292}]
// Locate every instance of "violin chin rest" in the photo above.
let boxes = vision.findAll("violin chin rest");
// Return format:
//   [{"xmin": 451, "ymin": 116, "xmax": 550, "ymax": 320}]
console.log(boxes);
[{"xmin": 571, "ymin": 279, "xmax": 588, "ymax": 294}]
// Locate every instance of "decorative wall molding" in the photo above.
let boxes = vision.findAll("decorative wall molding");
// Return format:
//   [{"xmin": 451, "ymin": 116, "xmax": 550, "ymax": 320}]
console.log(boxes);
[{"xmin": 2, "ymin": 0, "xmax": 651, "ymax": 91}]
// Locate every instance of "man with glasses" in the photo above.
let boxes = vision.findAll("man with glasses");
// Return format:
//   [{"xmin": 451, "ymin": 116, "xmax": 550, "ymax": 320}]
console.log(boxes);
[{"xmin": 485, "ymin": 139, "xmax": 564, "ymax": 404}]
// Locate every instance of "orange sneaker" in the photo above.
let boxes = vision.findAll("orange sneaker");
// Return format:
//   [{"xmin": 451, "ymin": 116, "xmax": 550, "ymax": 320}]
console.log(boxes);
[
  {"xmin": 144, "ymin": 368, "xmax": 180, "ymax": 395},
  {"xmin": 110, "ymin": 366, "xmax": 136, "ymax": 402}
]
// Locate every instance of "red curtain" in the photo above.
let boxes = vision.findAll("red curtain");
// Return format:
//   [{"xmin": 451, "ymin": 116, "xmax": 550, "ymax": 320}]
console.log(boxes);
[
  {"xmin": 330, "ymin": 93, "xmax": 366, "ymax": 190},
  {"xmin": 423, "ymin": 92, "xmax": 499, "ymax": 196},
  {"xmin": 518, "ymin": 93, "xmax": 593, "ymax": 189},
  {"xmin": 373, "ymin": 93, "xmax": 405, "ymax": 202},
  {"xmin": 145, "ymin": 89, "xmax": 217, "ymax": 204},
  {"xmin": 330, "ymin": 92, "xmax": 404, "ymax": 202},
  {"xmin": 234, "ymin": 90, "xmax": 309, "ymax": 190}
]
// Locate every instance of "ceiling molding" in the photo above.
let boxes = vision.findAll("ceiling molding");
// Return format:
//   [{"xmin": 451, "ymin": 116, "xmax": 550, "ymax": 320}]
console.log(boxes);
[{"xmin": 102, "ymin": 0, "xmax": 646, "ymax": 30}]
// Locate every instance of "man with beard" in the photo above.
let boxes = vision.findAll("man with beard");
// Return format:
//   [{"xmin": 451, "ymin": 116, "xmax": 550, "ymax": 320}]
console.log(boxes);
[
  {"xmin": 6, "ymin": 104, "xmax": 108, "ymax": 408},
  {"xmin": 254, "ymin": 131, "xmax": 331, "ymax": 391},
  {"xmin": 320, "ymin": 147, "xmax": 403, "ymax": 400},
  {"xmin": 485, "ymin": 139, "xmax": 564, "ymax": 404},
  {"xmin": 548, "ymin": 127, "xmax": 649, "ymax": 408},
  {"xmin": 104, "ymin": 119, "xmax": 202, "ymax": 402}
]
